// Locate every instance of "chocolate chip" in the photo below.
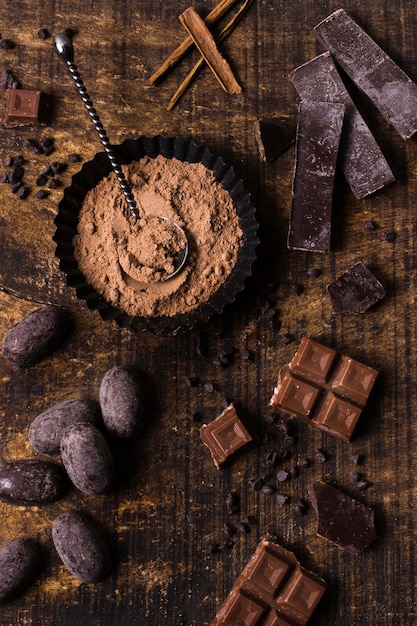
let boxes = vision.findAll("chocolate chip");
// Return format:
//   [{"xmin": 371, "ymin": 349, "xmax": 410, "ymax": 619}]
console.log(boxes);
[
  {"xmin": 16, "ymin": 185, "xmax": 26, "ymax": 199},
  {"xmin": 185, "ymin": 376, "xmax": 198, "ymax": 388},
  {"xmin": 277, "ymin": 469, "xmax": 289, "ymax": 483},
  {"xmin": 3, "ymin": 156, "xmax": 13, "ymax": 167},
  {"xmin": 208, "ymin": 541, "xmax": 221, "ymax": 554},
  {"xmin": 25, "ymin": 139, "xmax": 42, "ymax": 154},
  {"xmin": 68, "ymin": 153, "xmax": 81, "ymax": 163},
  {"xmin": 223, "ymin": 522, "xmax": 236, "ymax": 538},
  {"xmin": 203, "ymin": 382, "xmax": 215, "ymax": 393},
  {"xmin": 35, "ymin": 174, "xmax": 48, "ymax": 186},
  {"xmin": 225, "ymin": 491, "xmax": 240, "ymax": 515},
  {"xmin": 48, "ymin": 178, "xmax": 61, "ymax": 189},
  {"xmin": 236, "ymin": 521, "xmax": 251, "ymax": 534},
  {"xmin": 50, "ymin": 161, "xmax": 65, "ymax": 175},
  {"xmin": 293, "ymin": 498, "xmax": 308, "ymax": 515},
  {"xmin": 357, "ymin": 479, "xmax": 370, "ymax": 490},
  {"xmin": 14, "ymin": 155, "xmax": 24, "ymax": 166},
  {"xmin": 349, "ymin": 471, "xmax": 361, "ymax": 483},
  {"xmin": 306, "ymin": 267, "xmax": 322, "ymax": 278},
  {"xmin": 363, "ymin": 219, "xmax": 377, "ymax": 230},
  {"xmin": 289, "ymin": 466, "xmax": 299, "ymax": 478},
  {"xmin": 1, "ymin": 70, "xmax": 19, "ymax": 90},
  {"xmin": 35, "ymin": 189, "xmax": 49, "ymax": 200},
  {"xmin": 244, "ymin": 515, "xmax": 258, "ymax": 526},
  {"xmin": 37, "ymin": 28, "xmax": 50, "ymax": 40},
  {"xmin": 280, "ymin": 333, "xmax": 294, "ymax": 345},
  {"xmin": 12, "ymin": 165, "xmax": 24, "ymax": 179},
  {"xmin": 0, "ymin": 39, "xmax": 15, "ymax": 49},
  {"xmin": 0, "ymin": 173, "xmax": 7, "ymax": 183},
  {"xmin": 290, "ymin": 281, "xmax": 304, "ymax": 295},
  {"xmin": 219, "ymin": 398, "xmax": 229, "ymax": 411},
  {"xmin": 249, "ymin": 477, "xmax": 265, "ymax": 491},
  {"xmin": 239, "ymin": 348, "xmax": 251, "ymax": 361},
  {"xmin": 265, "ymin": 450, "xmax": 280, "ymax": 466},
  {"xmin": 384, "ymin": 230, "xmax": 396, "ymax": 243},
  {"xmin": 283, "ymin": 435, "xmax": 296, "ymax": 447},
  {"xmin": 297, "ymin": 457, "xmax": 311, "ymax": 470},
  {"xmin": 315, "ymin": 448, "xmax": 327, "ymax": 463},
  {"xmin": 261, "ymin": 484, "xmax": 276, "ymax": 495},
  {"xmin": 351, "ymin": 454, "xmax": 363, "ymax": 465},
  {"xmin": 276, "ymin": 493, "xmax": 289, "ymax": 505},
  {"xmin": 10, "ymin": 181, "xmax": 22, "ymax": 194}
]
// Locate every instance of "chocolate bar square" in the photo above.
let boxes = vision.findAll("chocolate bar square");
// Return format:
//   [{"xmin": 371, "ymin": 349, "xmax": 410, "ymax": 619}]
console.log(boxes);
[
  {"xmin": 200, "ymin": 403, "xmax": 254, "ymax": 468},
  {"xmin": 269, "ymin": 337, "xmax": 378, "ymax": 441},
  {"xmin": 3, "ymin": 89, "xmax": 49, "ymax": 127}
]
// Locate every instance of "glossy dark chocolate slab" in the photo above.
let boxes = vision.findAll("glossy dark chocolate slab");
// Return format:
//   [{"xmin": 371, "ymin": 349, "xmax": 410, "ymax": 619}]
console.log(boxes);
[
  {"xmin": 314, "ymin": 9, "xmax": 417, "ymax": 139},
  {"xmin": 200, "ymin": 403, "xmax": 255, "ymax": 468},
  {"xmin": 211, "ymin": 534, "xmax": 327, "ymax": 625},
  {"xmin": 308, "ymin": 481, "xmax": 377, "ymax": 552},
  {"xmin": 269, "ymin": 337, "xmax": 378, "ymax": 440},
  {"xmin": 288, "ymin": 101, "xmax": 344, "ymax": 253},
  {"xmin": 327, "ymin": 261, "xmax": 386, "ymax": 313},
  {"xmin": 289, "ymin": 52, "xmax": 395, "ymax": 198}
]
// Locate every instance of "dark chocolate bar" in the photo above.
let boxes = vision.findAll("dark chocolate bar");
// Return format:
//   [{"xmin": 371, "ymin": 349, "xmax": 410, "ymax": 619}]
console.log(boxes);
[
  {"xmin": 314, "ymin": 9, "xmax": 417, "ymax": 139},
  {"xmin": 289, "ymin": 52, "xmax": 395, "ymax": 198},
  {"xmin": 211, "ymin": 534, "xmax": 327, "ymax": 625},
  {"xmin": 254, "ymin": 119, "xmax": 295, "ymax": 162},
  {"xmin": 269, "ymin": 337, "xmax": 378, "ymax": 441},
  {"xmin": 288, "ymin": 101, "xmax": 344, "ymax": 253},
  {"xmin": 308, "ymin": 481, "xmax": 377, "ymax": 552},
  {"xmin": 327, "ymin": 261, "xmax": 386, "ymax": 313},
  {"xmin": 200, "ymin": 403, "xmax": 255, "ymax": 468},
  {"xmin": 3, "ymin": 89, "xmax": 49, "ymax": 127}
]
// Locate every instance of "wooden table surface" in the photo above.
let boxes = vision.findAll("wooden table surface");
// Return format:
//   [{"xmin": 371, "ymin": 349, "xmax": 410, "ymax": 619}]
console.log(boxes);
[{"xmin": 0, "ymin": 1, "xmax": 416, "ymax": 624}]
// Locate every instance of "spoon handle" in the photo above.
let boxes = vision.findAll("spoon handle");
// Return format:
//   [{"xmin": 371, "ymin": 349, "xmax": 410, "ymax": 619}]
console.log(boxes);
[{"xmin": 53, "ymin": 33, "xmax": 139, "ymax": 220}]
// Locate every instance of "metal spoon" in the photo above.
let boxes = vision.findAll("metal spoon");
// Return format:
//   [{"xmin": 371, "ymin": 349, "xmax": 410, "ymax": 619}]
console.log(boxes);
[{"xmin": 53, "ymin": 32, "xmax": 188, "ymax": 282}]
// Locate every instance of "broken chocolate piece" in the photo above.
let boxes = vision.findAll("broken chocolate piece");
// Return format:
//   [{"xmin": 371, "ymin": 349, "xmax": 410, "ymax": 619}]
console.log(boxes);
[
  {"xmin": 308, "ymin": 481, "xmax": 377, "ymax": 552},
  {"xmin": 327, "ymin": 261, "xmax": 386, "ymax": 314},
  {"xmin": 269, "ymin": 336, "xmax": 378, "ymax": 441},
  {"xmin": 254, "ymin": 118, "xmax": 296, "ymax": 162},
  {"xmin": 289, "ymin": 52, "xmax": 395, "ymax": 198},
  {"xmin": 314, "ymin": 9, "xmax": 417, "ymax": 139},
  {"xmin": 211, "ymin": 534, "xmax": 327, "ymax": 625},
  {"xmin": 3, "ymin": 89, "xmax": 49, "ymax": 127},
  {"xmin": 288, "ymin": 101, "xmax": 345, "ymax": 253},
  {"xmin": 200, "ymin": 403, "xmax": 255, "ymax": 468}
]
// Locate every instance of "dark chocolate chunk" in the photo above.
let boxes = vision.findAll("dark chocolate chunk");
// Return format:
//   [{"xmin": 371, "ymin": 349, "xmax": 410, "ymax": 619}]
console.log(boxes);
[
  {"xmin": 308, "ymin": 480, "xmax": 377, "ymax": 551},
  {"xmin": 211, "ymin": 534, "xmax": 327, "ymax": 625},
  {"xmin": 327, "ymin": 261, "xmax": 386, "ymax": 314},
  {"xmin": 35, "ymin": 174, "xmax": 48, "ymax": 186},
  {"xmin": 37, "ymin": 28, "xmax": 50, "ymax": 40},
  {"xmin": 254, "ymin": 118, "xmax": 295, "ymax": 162},
  {"xmin": 290, "ymin": 52, "xmax": 395, "ymax": 198},
  {"xmin": 269, "ymin": 336, "xmax": 378, "ymax": 441},
  {"xmin": 200, "ymin": 403, "xmax": 255, "ymax": 468},
  {"xmin": 36, "ymin": 189, "xmax": 49, "ymax": 199},
  {"xmin": 225, "ymin": 491, "xmax": 240, "ymax": 515},
  {"xmin": 0, "ymin": 39, "xmax": 15, "ymax": 50},
  {"xmin": 315, "ymin": 9, "xmax": 417, "ymax": 139},
  {"xmin": 3, "ymin": 89, "xmax": 49, "ymax": 127},
  {"xmin": 288, "ymin": 101, "xmax": 345, "ymax": 253},
  {"xmin": 68, "ymin": 153, "xmax": 81, "ymax": 162}
]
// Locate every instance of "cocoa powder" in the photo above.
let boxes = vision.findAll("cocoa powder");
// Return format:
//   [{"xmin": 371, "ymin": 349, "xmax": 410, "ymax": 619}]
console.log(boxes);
[{"xmin": 73, "ymin": 155, "xmax": 243, "ymax": 317}]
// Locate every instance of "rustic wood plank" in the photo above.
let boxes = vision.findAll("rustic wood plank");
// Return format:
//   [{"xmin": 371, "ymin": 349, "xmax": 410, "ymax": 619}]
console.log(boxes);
[{"xmin": 0, "ymin": 1, "xmax": 416, "ymax": 625}]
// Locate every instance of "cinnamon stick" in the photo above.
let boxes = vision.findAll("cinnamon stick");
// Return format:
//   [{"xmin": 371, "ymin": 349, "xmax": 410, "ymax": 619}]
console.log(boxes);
[
  {"xmin": 167, "ymin": 0, "xmax": 254, "ymax": 111},
  {"xmin": 149, "ymin": 0, "xmax": 239, "ymax": 85},
  {"xmin": 179, "ymin": 6, "xmax": 242, "ymax": 94}
]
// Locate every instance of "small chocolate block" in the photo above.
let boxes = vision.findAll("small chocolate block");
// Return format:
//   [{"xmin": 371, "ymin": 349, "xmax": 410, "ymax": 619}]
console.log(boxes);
[
  {"xmin": 269, "ymin": 337, "xmax": 378, "ymax": 441},
  {"xmin": 288, "ymin": 101, "xmax": 345, "ymax": 253},
  {"xmin": 200, "ymin": 403, "xmax": 254, "ymax": 468},
  {"xmin": 3, "ymin": 89, "xmax": 49, "ymax": 127},
  {"xmin": 211, "ymin": 534, "xmax": 326, "ymax": 625},
  {"xmin": 315, "ymin": 9, "xmax": 417, "ymax": 139},
  {"xmin": 254, "ymin": 119, "xmax": 295, "ymax": 162},
  {"xmin": 289, "ymin": 52, "xmax": 395, "ymax": 199},
  {"xmin": 327, "ymin": 261, "xmax": 386, "ymax": 313},
  {"xmin": 308, "ymin": 481, "xmax": 377, "ymax": 552}
]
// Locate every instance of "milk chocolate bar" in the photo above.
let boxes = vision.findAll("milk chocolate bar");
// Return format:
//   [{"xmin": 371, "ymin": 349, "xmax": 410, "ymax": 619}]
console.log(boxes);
[
  {"xmin": 200, "ymin": 403, "xmax": 255, "ymax": 468},
  {"xmin": 308, "ymin": 481, "xmax": 377, "ymax": 552},
  {"xmin": 288, "ymin": 101, "xmax": 344, "ymax": 253},
  {"xmin": 327, "ymin": 261, "xmax": 386, "ymax": 313},
  {"xmin": 315, "ymin": 9, "xmax": 417, "ymax": 139},
  {"xmin": 3, "ymin": 89, "xmax": 49, "ymax": 127},
  {"xmin": 269, "ymin": 337, "xmax": 378, "ymax": 441},
  {"xmin": 289, "ymin": 52, "xmax": 395, "ymax": 198},
  {"xmin": 211, "ymin": 534, "xmax": 327, "ymax": 625}
]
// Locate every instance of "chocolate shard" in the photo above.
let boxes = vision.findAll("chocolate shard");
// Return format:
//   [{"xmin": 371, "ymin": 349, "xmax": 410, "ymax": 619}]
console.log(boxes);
[
  {"xmin": 211, "ymin": 534, "xmax": 327, "ymax": 625},
  {"xmin": 308, "ymin": 481, "xmax": 377, "ymax": 552},
  {"xmin": 269, "ymin": 336, "xmax": 378, "ymax": 441},
  {"xmin": 289, "ymin": 52, "xmax": 395, "ymax": 199},
  {"xmin": 254, "ymin": 118, "xmax": 296, "ymax": 162},
  {"xmin": 3, "ymin": 89, "xmax": 49, "ymax": 127},
  {"xmin": 314, "ymin": 9, "xmax": 417, "ymax": 139},
  {"xmin": 200, "ymin": 403, "xmax": 255, "ymax": 468},
  {"xmin": 327, "ymin": 261, "xmax": 386, "ymax": 314},
  {"xmin": 288, "ymin": 101, "xmax": 345, "ymax": 253}
]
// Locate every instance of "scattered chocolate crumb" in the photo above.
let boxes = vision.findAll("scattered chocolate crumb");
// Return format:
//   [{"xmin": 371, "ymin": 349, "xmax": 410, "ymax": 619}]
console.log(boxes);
[
  {"xmin": 239, "ymin": 348, "xmax": 252, "ymax": 361},
  {"xmin": 289, "ymin": 465, "xmax": 299, "ymax": 478},
  {"xmin": 16, "ymin": 185, "xmax": 26, "ymax": 199},
  {"xmin": 249, "ymin": 477, "xmax": 265, "ymax": 491},
  {"xmin": 0, "ymin": 173, "xmax": 7, "ymax": 183},
  {"xmin": 236, "ymin": 521, "xmax": 251, "ymax": 534},
  {"xmin": 208, "ymin": 541, "xmax": 221, "ymax": 554},
  {"xmin": 356, "ymin": 479, "xmax": 370, "ymax": 490},
  {"xmin": 261, "ymin": 484, "xmax": 276, "ymax": 495},
  {"xmin": 68, "ymin": 153, "xmax": 81, "ymax": 163},
  {"xmin": 39, "ymin": 137, "xmax": 54, "ymax": 155},
  {"xmin": 349, "ymin": 471, "xmax": 361, "ymax": 483},
  {"xmin": 315, "ymin": 448, "xmax": 327, "ymax": 463},
  {"xmin": 14, "ymin": 155, "xmax": 24, "ymax": 166},
  {"xmin": 306, "ymin": 267, "xmax": 322, "ymax": 278},
  {"xmin": 219, "ymin": 397, "xmax": 229, "ymax": 410},
  {"xmin": 262, "ymin": 413, "xmax": 277, "ymax": 425},
  {"xmin": 25, "ymin": 138, "xmax": 43, "ymax": 154},
  {"xmin": 37, "ymin": 28, "xmax": 50, "ymax": 40},
  {"xmin": 283, "ymin": 435, "xmax": 296, "ymax": 447},
  {"xmin": 10, "ymin": 181, "xmax": 23, "ymax": 194},
  {"xmin": 265, "ymin": 449, "xmax": 280, "ymax": 466},
  {"xmin": 276, "ymin": 493, "xmax": 289, "ymax": 505},
  {"xmin": 35, "ymin": 174, "xmax": 48, "ymax": 186},
  {"xmin": 225, "ymin": 491, "xmax": 240, "ymax": 515},
  {"xmin": 12, "ymin": 165, "xmax": 24, "ymax": 179},
  {"xmin": 50, "ymin": 161, "xmax": 65, "ymax": 175},
  {"xmin": 289, "ymin": 281, "xmax": 304, "ymax": 296},
  {"xmin": 280, "ymin": 333, "xmax": 294, "ymax": 345},
  {"xmin": 293, "ymin": 497, "xmax": 308, "ymax": 515},
  {"xmin": 244, "ymin": 515, "xmax": 258, "ymax": 526},
  {"xmin": 297, "ymin": 457, "xmax": 311, "ymax": 470},
  {"xmin": 35, "ymin": 189, "xmax": 49, "ymax": 199},
  {"xmin": 48, "ymin": 178, "xmax": 61, "ymax": 188},
  {"xmin": 203, "ymin": 382, "xmax": 215, "ymax": 393},
  {"xmin": 351, "ymin": 454, "xmax": 363, "ymax": 465},
  {"xmin": 3, "ymin": 156, "xmax": 13, "ymax": 167},
  {"xmin": 223, "ymin": 522, "xmax": 237, "ymax": 538},
  {"xmin": 0, "ymin": 39, "xmax": 15, "ymax": 50},
  {"xmin": 1, "ymin": 70, "xmax": 19, "ymax": 90},
  {"xmin": 277, "ymin": 469, "xmax": 289, "ymax": 483},
  {"xmin": 185, "ymin": 376, "xmax": 199, "ymax": 388},
  {"xmin": 363, "ymin": 220, "xmax": 377, "ymax": 230},
  {"xmin": 383, "ymin": 230, "xmax": 396, "ymax": 243}
]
